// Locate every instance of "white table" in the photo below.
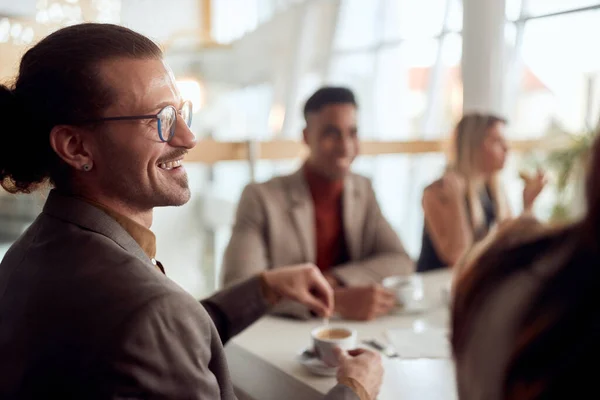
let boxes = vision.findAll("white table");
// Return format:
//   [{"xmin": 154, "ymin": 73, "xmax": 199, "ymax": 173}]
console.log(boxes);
[{"xmin": 225, "ymin": 270, "xmax": 457, "ymax": 400}]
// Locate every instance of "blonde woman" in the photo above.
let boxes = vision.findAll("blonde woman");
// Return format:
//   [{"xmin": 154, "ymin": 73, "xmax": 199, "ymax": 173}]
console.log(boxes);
[{"xmin": 416, "ymin": 114, "xmax": 546, "ymax": 272}]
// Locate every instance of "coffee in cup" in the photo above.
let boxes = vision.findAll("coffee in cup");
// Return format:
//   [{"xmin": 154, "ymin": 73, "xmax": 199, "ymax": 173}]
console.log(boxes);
[
  {"xmin": 315, "ymin": 328, "xmax": 352, "ymax": 340},
  {"xmin": 311, "ymin": 326, "xmax": 357, "ymax": 367}
]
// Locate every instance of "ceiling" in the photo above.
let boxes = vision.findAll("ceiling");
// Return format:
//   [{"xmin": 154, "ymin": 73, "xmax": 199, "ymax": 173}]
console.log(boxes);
[{"xmin": 164, "ymin": 0, "xmax": 338, "ymax": 87}]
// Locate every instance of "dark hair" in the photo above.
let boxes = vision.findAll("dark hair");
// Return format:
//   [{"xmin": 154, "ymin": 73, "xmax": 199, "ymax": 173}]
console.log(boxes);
[
  {"xmin": 0, "ymin": 23, "xmax": 162, "ymax": 194},
  {"xmin": 303, "ymin": 86, "xmax": 357, "ymax": 120},
  {"xmin": 452, "ymin": 133, "xmax": 600, "ymax": 399}
]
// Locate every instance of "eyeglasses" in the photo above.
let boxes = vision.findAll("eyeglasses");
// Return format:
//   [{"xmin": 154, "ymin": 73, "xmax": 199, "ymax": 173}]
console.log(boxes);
[{"xmin": 82, "ymin": 100, "xmax": 193, "ymax": 143}]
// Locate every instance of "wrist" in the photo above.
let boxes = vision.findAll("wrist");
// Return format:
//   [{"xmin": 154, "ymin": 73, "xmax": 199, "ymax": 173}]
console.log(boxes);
[
  {"xmin": 521, "ymin": 207, "xmax": 535, "ymax": 220},
  {"xmin": 259, "ymin": 272, "xmax": 281, "ymax": 306},
  {"xmin": 338, "ymin": 377, "xmax": 371, "ymax": 400}
]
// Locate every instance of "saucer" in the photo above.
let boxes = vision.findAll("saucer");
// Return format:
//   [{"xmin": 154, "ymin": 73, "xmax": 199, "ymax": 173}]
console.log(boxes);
[{"xmin": 296, "ymin": 347, "xmax": 338, "ymax": 377}]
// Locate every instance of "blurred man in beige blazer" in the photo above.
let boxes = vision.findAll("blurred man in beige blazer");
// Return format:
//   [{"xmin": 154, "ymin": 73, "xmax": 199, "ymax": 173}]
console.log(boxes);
[
  {"xmin": 223, "ymin": 87, "xmax": 414, "ymax": 320},
  {"xmin": 0, "ymin": 25, "xmax": 383, "ymax": 400}
]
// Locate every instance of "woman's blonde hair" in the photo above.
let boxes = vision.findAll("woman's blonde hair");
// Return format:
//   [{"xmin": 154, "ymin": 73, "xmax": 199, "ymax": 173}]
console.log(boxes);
[{"xmin": 448, "ymin": 113, "xmax": 510, "ymax": 235}]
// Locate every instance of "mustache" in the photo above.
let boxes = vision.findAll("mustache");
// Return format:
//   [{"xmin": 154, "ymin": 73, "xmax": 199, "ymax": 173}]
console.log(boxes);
[{"xmin": 157, "ymin": 149, "xmax": 188, "ymax": 163}]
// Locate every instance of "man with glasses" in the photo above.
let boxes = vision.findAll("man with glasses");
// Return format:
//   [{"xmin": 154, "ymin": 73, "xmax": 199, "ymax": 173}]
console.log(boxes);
[{"xmin": 0, "ymin": 24, "xmax": 383, "ymax": 399}]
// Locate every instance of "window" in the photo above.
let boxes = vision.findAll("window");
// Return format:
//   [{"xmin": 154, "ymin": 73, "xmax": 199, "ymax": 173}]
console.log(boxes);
[
  {"xmin": 212, "ymin": 0, "xmax": 304, "ymax": 43},
  {"xmin": 439, "ymin": 33, "xmax": 463, "ymax": 134},
  {"xmin": 512, "ymin": 10, "xmax": 600, "ymax": 135},
  {"xmin": 506, "ymin": 0, "xmax": 523, "ymax": 20},
  {"xmin": 525, "ymin": 0, "xmax": 600, "ymax": 17},
  {"xmin": 382, "ymin": 0, "xmax": 448, "ymax": 40},
  {"xmin": 333, "ymin": 0, "xmax": 380, "ymax": 50}
]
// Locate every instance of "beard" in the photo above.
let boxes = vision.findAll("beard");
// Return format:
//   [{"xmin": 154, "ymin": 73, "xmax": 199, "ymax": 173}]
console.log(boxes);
[{"xmin": 98, "ymin": 154, "xmax": 191, "ymax": 212}]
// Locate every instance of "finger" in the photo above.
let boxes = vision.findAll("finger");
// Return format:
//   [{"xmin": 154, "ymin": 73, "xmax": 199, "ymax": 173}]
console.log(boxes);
[
  {"xmin": 309, "ymin": 269, "xmax": 335, "ymax": 315},
  {"xmin": 380, "ymin": 288, "xmax": 397, "ymax": 301},
  {"xmin": 374, "ymin": 288, "xmax": 397, "ymax": 305},
  {"xmin": 309, "ymin": 290, "xmax": 334, "ymax": 318},
  {"xmin": 537, "ymin": 167, "xmax": 544, "ymax": 177},
  {"xmin": 373, "ymin": 296, "xmax": 398, "ymax": 310},
  {"xmin": 346, "ymin": 348, "xmax": 369, "ymax": 357},
  {"xmin": 374, "ymin": 303, "xmax": 395, "ymax": 317},
  {"xmin": 371, "ymin": 304, "xmax": 394, "ymax": 318},
  {"xmin": 298, "ymin": 291, "xmax": 330, "ymax": 317},
  {"xmin": 537, "ymin": 175, "xmax": 545, "ymax": 184},
  {"xmin": 376, "ymin": 295, "xmax": 398, "ymax": 310},
  {"xmin": 333, "ymin": 346, "xmax": 348, "ymax": 362},
  {"xmin": 348, "ymin": 348, "xmax": 381, "ymax": 363},
  {"xmin": 375, "ymin": 287, "xmax": 397, "ymax": 302},
  {"xmin": 518, "ymin": 170, "xmax": 528, "ymax": 181}
]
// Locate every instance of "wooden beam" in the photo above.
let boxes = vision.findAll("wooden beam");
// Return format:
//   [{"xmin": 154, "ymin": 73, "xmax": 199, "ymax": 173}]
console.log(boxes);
[
  {"xmin": 359, "ymin": 140, "xmax": 444, "ymax": 155},
  {"xmin": 184, "ymin": 137, "xmax": 570, "ymax": 164},
  {"xmin": 185, "ymin": 139, "xmax": 247, "ymax": 164},
  {"xmin": 507, "ymin": 138, "xmax": 570, "ymax": 152},
  {"xmin": 161, "ymin": 1, "xmax": 229, "ymax": 51},
  {"xmin": 202, "ymin": 0, "xmax": 212, "ymax": 41}
]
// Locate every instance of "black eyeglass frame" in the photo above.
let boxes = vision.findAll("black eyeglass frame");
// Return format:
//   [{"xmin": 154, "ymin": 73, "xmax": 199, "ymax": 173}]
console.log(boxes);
[{"xmin": 78, "ymin": 100, "xmax": 193, "ymax": 142}]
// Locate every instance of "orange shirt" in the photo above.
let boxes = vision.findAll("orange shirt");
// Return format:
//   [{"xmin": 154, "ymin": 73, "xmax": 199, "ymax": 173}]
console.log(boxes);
[
  {"xmin": 303, "ymin": 164, "xmax": 349, "ymax": 272},
  {"xmin": 79, "ymin": 197, "xmax": 165, "ymax": 274}
]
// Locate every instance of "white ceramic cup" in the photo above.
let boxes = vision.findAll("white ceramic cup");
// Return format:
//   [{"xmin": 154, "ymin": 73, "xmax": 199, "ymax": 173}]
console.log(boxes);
[
  {"xmin": 382, "ymin": 275, "xmax": 424, "ymax": 310},
  {"xmin": 311, "ymin": 325, "xmax": 357, "ymax": 367}
]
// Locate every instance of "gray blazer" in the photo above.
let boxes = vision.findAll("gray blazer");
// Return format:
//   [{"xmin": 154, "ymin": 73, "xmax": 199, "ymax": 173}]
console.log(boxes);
[
  {"xmin": 0, "ymin": 190, "xmax": 358, "ymax": 400},
  {"xmin": 222, "ymin": 169, "xmax": 414, "ymax": 319}
]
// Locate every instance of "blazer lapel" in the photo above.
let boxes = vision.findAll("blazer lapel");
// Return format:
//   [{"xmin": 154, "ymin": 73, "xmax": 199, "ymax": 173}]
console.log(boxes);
[
  {"xmin": 286, "ymin": 170, "xmax": 316, "ymax": 264},
  {"xmin": 343, "ymin": 175, "xmax": 361, "ymax": 262},
  {"xmin": 42, "ymin": 190, "xmax": 151, "ymax": 266}
]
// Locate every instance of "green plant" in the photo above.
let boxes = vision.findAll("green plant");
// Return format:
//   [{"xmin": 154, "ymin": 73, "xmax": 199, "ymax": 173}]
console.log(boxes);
[{"xmin": 545, "ymin": 128, "xmax": 596, "ymax": 222}]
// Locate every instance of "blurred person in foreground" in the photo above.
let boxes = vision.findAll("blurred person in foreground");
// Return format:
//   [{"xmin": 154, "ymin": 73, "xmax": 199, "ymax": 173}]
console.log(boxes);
[
  {"xmin": 222, "ymin": 86, "xmax": 414, "ymax": 321},
  {"xmin": 417, "ymin": 113, "xmax": 546, "ymax": 272},
  {"xmin": 0, "ymin": 24, "xmax": 382, "ymax": 400},
  {"xmin": 451, "ymin": 130, "xmax": 600, "ymax": 399}
]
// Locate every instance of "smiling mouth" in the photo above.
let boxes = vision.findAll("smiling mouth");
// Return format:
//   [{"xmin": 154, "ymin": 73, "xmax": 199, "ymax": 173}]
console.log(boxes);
[{"xmin": 158, "ymin": 159, "xmax": 183, "ymax": 170}]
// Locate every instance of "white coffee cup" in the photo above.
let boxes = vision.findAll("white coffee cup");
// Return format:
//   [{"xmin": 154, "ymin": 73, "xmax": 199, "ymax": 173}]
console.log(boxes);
[
  {"xmin": 382, "ymin": 275, "xmax": 424, "ymax": 311},
  {"xmin": 311, "ymin": 326, "xmax": 357, "ymax": 367}
]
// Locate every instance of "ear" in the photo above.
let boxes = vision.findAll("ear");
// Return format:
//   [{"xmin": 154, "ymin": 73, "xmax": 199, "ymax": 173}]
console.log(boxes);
[
  {"xmin": 302, "ymin": 127, "xmax": 309, "ymax": 145},
  {"xmin": 49, "ymin": 125, "xmax": 94, "ymax": 170}
]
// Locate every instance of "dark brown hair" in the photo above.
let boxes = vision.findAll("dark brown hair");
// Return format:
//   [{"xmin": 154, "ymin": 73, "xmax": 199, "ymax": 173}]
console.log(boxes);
[
  {"xmin": 0, "ymin": 23, "xmax": 162, "ymax": 194},
  {"xmin": 303, "ymin": 86, "xmax": 357, "ymax": 121},
  {"xmin": 452, "ymin": 133, "xmax": 600, "ymax": 399}
]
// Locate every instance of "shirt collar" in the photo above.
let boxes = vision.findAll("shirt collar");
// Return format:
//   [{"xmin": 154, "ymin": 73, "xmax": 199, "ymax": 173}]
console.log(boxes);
[
  {"xmin": 78, "ymin": 197, "xmax": 157, "ymax": 260},
  {"xmin": 303, "ymin": 162, "xmax": 345, "ymax": 203}
]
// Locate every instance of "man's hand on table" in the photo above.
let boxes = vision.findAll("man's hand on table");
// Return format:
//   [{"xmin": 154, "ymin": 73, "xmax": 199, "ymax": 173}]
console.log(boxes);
[
  {"xmin": 261, "ymin": 264, "xmax": 334, "ymax": 317},
  {"xmin": 334, "ymin": 285, "xmax": 396, "ymax": 321},
  {"xmin": 335, "ymin": 348, "xmax": 383, "ymax": 400}
]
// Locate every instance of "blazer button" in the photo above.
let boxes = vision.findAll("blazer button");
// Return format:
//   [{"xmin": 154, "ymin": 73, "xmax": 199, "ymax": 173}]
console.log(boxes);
[{"xmin": 151, "ymin": 258, "xmax": 157, "ymax": 266}]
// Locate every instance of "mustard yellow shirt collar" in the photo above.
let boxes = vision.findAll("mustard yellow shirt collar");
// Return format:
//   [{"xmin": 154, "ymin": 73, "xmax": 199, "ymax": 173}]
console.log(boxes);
[{"xmin": 79, "ymin": 197, "xmax": 157, "ymax": 260}]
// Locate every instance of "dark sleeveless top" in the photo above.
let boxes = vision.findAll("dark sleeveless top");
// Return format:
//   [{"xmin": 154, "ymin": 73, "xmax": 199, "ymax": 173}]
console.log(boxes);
[{"xmin": 416, "ymin": 186, "xmax": 496, "ymax": 272}]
